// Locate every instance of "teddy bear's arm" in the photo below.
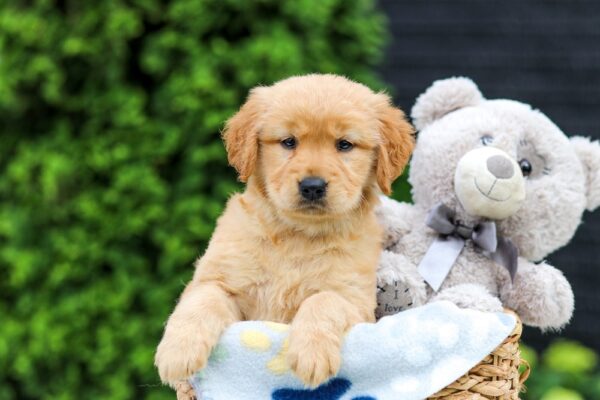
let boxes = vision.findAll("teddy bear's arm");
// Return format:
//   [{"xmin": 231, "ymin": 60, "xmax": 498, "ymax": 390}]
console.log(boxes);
[
  {"xmin": 377, "ymin": 250, "xmax": 428, "ymax": 309},
  {"xmin": 498, "ymin": 259, "xmax": 574, "ymax": 331},
  {"xmin": 430, "ymin": 283, "xmax": 503, "ymax": 313},
  {"xmin": 376, "ymin": 196, "xmax": 419, "ymax": 249}
]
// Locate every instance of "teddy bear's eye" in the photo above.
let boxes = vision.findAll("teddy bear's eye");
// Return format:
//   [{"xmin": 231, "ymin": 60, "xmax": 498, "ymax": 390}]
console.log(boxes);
[
  {"xmin": 519, "ymin": 159, "xmax": 532, "ymax": 177},
  {"xmin": 480, "ymin": 135, "xmax": 494, "ymax": 146}
]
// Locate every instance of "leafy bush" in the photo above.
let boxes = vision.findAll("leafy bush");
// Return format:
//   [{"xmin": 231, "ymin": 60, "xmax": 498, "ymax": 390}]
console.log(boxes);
[
  {"xmin": 0, "ymin": 1, "xmax": 387, "ymax": 398},
  {"xmin": 521, "ymin": 340, "xmax": 600, "ymax": 400}
]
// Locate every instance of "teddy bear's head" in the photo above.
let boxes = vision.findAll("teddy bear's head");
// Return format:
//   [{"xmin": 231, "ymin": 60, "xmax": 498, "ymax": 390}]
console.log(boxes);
[{"xmin": 409, "ymin": 77, "xmax": 600, "ymax": 261}]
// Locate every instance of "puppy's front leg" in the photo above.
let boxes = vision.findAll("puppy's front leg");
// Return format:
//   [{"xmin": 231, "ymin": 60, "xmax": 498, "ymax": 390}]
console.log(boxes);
[
  {"xmin": 155, "ymin": 281, "xmax": 241, "ymax": 387},
  {"xmin": 287, "ymin": 291, "xmax": 367, "ymax": 387}
]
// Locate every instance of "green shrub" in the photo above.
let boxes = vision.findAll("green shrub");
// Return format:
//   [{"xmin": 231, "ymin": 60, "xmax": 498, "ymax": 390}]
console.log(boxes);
[
  {"xmin": 0, "ymin": 1, "xmax": 387, "ymax": 398},
  {"xmin": 521, "ymin": 341, "xmax": 600, "ymax": 400}
]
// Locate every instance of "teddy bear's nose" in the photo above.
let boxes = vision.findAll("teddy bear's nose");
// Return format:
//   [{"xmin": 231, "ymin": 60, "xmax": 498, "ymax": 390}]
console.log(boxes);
[{"xmin": 486, "ymin": 155, "xmax": 514, "ymax": 179}]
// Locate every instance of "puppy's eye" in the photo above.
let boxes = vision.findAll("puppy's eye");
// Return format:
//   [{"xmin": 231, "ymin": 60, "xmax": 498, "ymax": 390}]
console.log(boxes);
[
  {"xmin": 519, "ymin": 159, "xmax": 532, "ymax": 177},
  {"xmin": 336, "ymin": 139, "xmax": 354, "ymax": 152},
  {"xmin": 481, "ymin": 135, "xmax": 494, "ymax": 146},
  {"xmin": 281, "ymin": 137, "xmax": 297, "ymax": 149}
]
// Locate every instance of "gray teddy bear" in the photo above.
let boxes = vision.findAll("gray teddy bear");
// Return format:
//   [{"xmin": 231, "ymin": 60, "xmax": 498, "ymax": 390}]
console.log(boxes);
[{"xmin": 376, "ymin": 77, "xmax": 600, "ymax": 330}]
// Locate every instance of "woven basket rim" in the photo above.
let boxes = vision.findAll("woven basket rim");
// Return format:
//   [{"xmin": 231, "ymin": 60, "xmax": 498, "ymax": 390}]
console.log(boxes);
[{"xmin": 428, "ymin": 310, "xmax": 529, "ymax": 400}]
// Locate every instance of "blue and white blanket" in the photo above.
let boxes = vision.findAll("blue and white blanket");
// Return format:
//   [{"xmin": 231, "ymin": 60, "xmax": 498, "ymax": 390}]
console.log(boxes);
[{"xmin": 190, "ymin": 301, "xmax": 516, "ymax": 400}]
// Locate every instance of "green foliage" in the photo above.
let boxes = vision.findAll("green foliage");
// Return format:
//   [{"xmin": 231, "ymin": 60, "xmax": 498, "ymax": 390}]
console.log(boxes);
[
  {"xmin": 541, "ymin": 388, "xmax": 584, "ymax": 400},
  {"xmin": 522, "ymin": 341, "xmax": 600, "ymax": 400},
  {"xmin": 543, "ymin": 340, "xmax": 597, "ymax": 374},
  {"xmin": 391, "ymin": 166, "xmax": 412, "ymax": 203},
  {"xmin": 0, "ymin": 1, "xmax": 387, "ymax": 398}
]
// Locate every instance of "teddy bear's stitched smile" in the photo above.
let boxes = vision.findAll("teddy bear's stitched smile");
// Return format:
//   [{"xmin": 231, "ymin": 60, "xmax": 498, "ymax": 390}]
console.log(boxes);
[{"xmin": 473, "ymin": 178, "xmax": 512, "ymax": 202}]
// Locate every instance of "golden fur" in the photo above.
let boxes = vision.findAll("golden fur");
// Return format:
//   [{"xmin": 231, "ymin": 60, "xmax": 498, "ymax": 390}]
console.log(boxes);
[{"xmin": 155, "ymin": 74, "xmax": 414, "ymax": 389}]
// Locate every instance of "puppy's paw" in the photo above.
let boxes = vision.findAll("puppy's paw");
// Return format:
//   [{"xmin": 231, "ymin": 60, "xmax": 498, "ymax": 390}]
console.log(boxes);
[
  {"xmin": 155, "ymin": 326, "xmax": 213, "ymax": 386},
  {"xmin": 287, "ymin": 328, "xmax": 341, "ymax": 387},
  {"xmin": 175, "ymin": 381, "xmax": 196, "ymax": 400}
]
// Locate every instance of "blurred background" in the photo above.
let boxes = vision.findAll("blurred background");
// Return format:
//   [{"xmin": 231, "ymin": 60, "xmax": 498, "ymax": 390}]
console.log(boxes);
[{"xmin": 0, "ymin": 1, "xmax": 598, "ymax": 399}]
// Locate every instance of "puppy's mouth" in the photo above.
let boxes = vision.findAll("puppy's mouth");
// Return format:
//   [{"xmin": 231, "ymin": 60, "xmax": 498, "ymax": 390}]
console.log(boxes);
[{"xmin": 297, "ymin": 200, "xmax": 328, "ymax": 213}]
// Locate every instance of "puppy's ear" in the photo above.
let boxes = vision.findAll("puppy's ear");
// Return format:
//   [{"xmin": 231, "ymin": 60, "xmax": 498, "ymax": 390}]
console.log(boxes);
[
  {"xmin": 411, "ymin": 77, "xmax": 484, "ymax": 131},
  {"xmin": 570, "ymin": 136, "xmax": 600, "ymax": 211},
  {"xmin": 375, "ymin": 94, "xmax": 415, "ymax": 195},
  {"xmin": 222, "ymin": 88, "xmax": 266, "ymax": 182}
]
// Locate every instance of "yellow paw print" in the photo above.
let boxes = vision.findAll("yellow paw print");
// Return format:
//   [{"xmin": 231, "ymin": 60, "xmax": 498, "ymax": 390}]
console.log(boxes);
[
  {"xmin": 267, "ymin": 337, "xmax": 289, "ymax": 375},
  {"xmin": 240, "ymin": 330, "xmax": 272, "ymax": 352},
  {"xmin": 239, "ymin": 322, "xmax": 291, "ymax": 375}
]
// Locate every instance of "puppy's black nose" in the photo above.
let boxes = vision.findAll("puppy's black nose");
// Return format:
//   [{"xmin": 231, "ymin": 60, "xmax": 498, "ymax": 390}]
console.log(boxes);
[{"xmin": 299, "ymin": 177, "xmax": 327, "ymax": 201}]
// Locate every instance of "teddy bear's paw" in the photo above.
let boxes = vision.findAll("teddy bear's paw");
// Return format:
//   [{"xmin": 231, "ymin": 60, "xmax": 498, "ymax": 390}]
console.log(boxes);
[
  {"xmin": 503, "ymin": 263, "xmax": 574, "ymax": 331},
  {"xmin": 287, "ymin": 328, "xmax": 341, "ymax": 387},
  {"xmin": 377, "ymin": 251, "xmax": 428, "ymax": 303},
  {"xmin": 432, "ymin": 284, "xmax": 503, "ymax": 313},
  {"xmin": 155, "ymin": 326, "xmax": 213, "ymax": 385}
]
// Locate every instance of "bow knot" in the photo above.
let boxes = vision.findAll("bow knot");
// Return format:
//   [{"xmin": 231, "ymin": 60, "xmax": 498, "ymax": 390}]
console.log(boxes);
[
  {"xmin": 418, "ymin": 203, "xmax": 519, "ymax": 292},
  {"xmin": 426, "ymin": 204, "xmax": 498, "ymax": 253}
]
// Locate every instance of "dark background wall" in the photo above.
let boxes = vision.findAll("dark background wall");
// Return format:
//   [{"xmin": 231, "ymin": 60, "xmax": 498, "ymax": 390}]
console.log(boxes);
[{"xmin": 377, "ymin": 0, "xmax": 600, "ymax": 351}]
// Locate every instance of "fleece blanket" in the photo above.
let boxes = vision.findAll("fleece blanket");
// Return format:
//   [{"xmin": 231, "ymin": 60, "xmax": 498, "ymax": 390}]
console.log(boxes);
[{"xmin": 189, "ymin": 301, "xmax": 516, "ymax": 400}]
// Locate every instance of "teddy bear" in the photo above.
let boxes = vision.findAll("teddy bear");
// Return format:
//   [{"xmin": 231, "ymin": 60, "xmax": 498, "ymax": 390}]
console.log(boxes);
[{"xmin": 375, "ymin": 77, "xmax": 600, "ymax": 331}]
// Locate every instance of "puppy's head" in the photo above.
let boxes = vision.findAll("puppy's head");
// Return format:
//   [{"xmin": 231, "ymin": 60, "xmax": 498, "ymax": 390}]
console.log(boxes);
[{"xmin": 223, "ymin": 74, "xmax": 414, "ymax": 219}]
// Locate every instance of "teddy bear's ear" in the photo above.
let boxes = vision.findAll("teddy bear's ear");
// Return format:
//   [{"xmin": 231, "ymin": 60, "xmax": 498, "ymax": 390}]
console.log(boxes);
[
  {"xmin": 411, "ymin": 77, "xmax": 485, "ymax": 131},
  {"xmin": 570, "ymin": 136, "xmax": 600, "ymax": 211}
]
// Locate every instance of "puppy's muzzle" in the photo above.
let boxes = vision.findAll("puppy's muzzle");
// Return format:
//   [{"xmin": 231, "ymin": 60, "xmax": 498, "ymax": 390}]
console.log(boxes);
[{"xmin": 299, "ymin": 177, "xmax": 327, "ymax": 201}]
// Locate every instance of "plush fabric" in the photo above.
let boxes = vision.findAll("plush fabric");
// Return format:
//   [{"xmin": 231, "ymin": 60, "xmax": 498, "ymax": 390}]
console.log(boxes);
[
  {"xmin": 189, "ymin": 301, "xmax": 515, "ymax": 400},
  {"xmin": 376, "ymin": 77, "xmax": 600, "ymax": 331},
  {"xmin": 411, "ymin": 77, "xmax": 484, "ymax": 131},
  {"xmin": 570, "ymin": 136, "xmax": 600, "ymax": 211}
]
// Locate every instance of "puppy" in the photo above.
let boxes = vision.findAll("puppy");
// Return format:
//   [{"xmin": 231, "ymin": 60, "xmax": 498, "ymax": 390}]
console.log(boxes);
[{"xmin": 155, "ymin": 74, "xmax": 414, "ymax": 389}]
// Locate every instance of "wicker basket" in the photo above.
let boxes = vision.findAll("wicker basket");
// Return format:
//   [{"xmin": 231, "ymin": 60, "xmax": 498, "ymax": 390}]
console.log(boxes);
[
  {"xmin": 176, "ymin": 311, "xmax": 529, "ymax": 400},
  {"xmin": 428, "ymin": 311, "xmax": 530, "ymax": 400}
]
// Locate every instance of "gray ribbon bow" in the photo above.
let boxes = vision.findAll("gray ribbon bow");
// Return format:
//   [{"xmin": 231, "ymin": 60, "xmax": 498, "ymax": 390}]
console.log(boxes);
[{"xmin": 418, "ymin": 203, "xmax": 518, "ymax": 292}]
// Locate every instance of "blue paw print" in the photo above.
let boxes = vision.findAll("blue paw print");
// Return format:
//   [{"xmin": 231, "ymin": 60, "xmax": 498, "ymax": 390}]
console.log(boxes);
[{"xmin": 272, "ymin": 378, "xmax": 376, "ymax": 400}]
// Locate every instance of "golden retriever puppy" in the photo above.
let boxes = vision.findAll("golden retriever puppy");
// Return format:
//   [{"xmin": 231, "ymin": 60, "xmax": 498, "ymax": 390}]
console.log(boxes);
[{"xmin": 155, "ymin": 74, "xmax": 414, "ymax": 389}]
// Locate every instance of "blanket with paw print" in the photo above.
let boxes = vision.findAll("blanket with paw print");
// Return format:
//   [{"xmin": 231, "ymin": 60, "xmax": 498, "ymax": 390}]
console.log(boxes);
[{"xmin": 189, "ymin": 301, "xmax": 516, "ymax": 400}]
